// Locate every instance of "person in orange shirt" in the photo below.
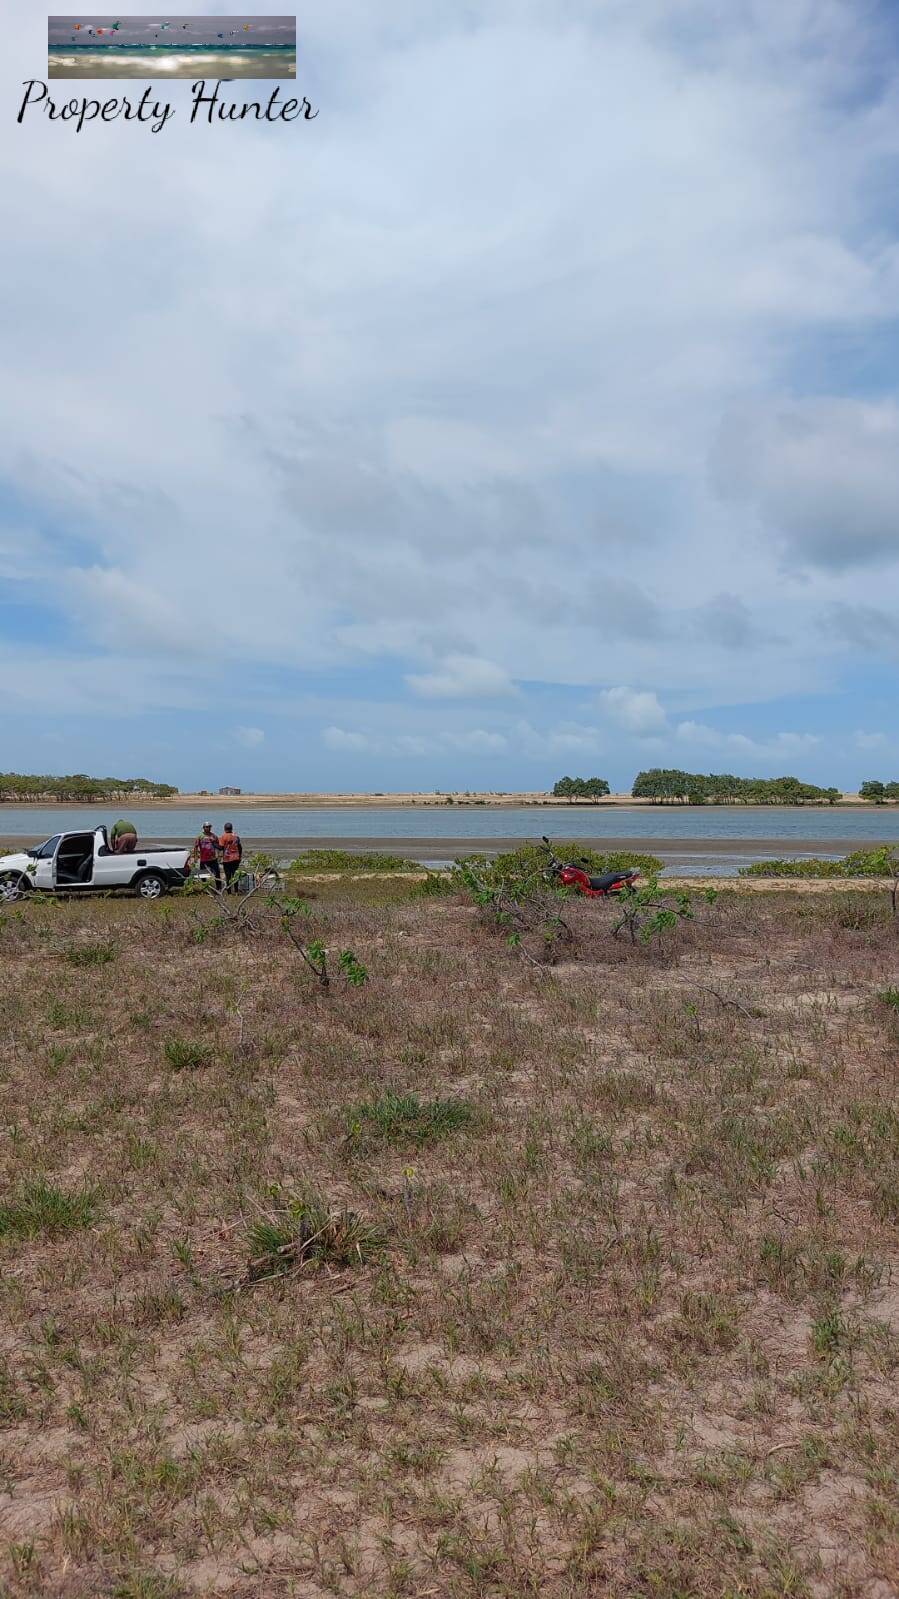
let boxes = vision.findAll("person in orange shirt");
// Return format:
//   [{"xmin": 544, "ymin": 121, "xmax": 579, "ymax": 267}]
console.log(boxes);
[{"xmin": 219, "ymin": 822, "xmax": 243, "ymax": 892}]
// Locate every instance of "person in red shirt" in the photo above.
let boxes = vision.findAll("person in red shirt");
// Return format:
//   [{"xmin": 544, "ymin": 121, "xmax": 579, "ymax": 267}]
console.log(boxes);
[
  {"xmin": 219, "ymin": 822, "xmax": 243, "ymax": 892},
  {"xmin": 189, "ymin": 822, "xmax": 222, "ymax": 888}
]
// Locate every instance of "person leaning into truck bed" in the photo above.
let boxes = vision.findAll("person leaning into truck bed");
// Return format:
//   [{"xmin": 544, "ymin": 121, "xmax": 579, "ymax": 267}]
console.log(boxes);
[{"xmin": 110, "ymin": 818, "xmax": 138, "ymax": 853}]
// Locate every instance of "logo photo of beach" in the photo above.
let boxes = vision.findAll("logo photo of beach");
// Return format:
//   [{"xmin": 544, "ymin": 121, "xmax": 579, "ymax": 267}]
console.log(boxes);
[{"xmin": 48, "ymin": 15, "xmax": 296, "ymax": 77}]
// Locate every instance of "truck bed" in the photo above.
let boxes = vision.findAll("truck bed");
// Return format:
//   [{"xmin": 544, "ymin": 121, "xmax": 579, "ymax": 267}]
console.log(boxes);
[{"xmin": 98, "ymin": 842, "xmax": 186, "ymax": 857}]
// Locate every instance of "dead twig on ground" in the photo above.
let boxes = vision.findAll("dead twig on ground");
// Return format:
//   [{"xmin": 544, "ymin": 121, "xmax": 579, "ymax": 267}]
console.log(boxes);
[{"xmin": 686, "ymin": 982, "xmax": 758, "ymax": 1020}]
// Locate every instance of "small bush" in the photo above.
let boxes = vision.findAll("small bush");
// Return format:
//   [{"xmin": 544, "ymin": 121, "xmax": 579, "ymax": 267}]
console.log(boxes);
[
  {"xmin": 742, "ymin": 845, "xmax": 898, "ymax": 878},
  {"xmin": 878, "ymin": 988, "xmax": 899, "ymax": 1013},
  {"xmin": 63, "ymin": 940, "xmax": 117, "ymax": 967},
  {"xmin": 345, "ymin": 1089, "xmax": 477, "ymax": 1148},
  {"xmin": 337, "ymin": 950, "xmax": 368, "ymax": 986},
  {"xmin": 457, "ymin": 841, "xmax": 662, "ymax": 894},
  {"xmin": 412, "ymin": 870, "xmax": 454, "ymax": 898},
  {"xmin": 812, "ymin": 1305, "xmax": 849, "ymax": 1359},
  {"xmin": 246, "ymin": 1188, "xmax": 381, "ymax": 1278},
  {"xmin": 740, "ymin": 857, "xmax": 844, "ymax": 879},
  {"xmin": 833, "ymin": 897, "xmax": 891, "ymax": 931},
  {"xmin": 610, "ymin": 875, "xmax": 702, "ymax": 947},
  {"xmin": 0, "ymin": 1180, "xmax": 96, "ymax": 1240},
  {"xmin": 163, "ymin": 1038, "xmax": 213, "ymax": 1071},
  {"xmin": 291, "ymin": 849, "xmax": 418, "ymax": 873}
]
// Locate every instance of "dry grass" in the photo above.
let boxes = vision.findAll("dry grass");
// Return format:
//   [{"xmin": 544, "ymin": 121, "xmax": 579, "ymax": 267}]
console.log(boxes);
[{"xmin": 0, "ymin": 883, "xmax": 896, "ymax": 1598}]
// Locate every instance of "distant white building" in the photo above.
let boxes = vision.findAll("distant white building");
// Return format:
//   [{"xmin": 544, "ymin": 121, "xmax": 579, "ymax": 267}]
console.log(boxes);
[{"xmin": 219, "ymin": 786, "xmax": 242, "ymax": 796}]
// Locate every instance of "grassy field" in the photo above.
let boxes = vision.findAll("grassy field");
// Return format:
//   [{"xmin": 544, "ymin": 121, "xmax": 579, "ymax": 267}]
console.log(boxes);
[{"xmin": 0, "ymin": 879, "xmax": 897, "ymax": 1598}]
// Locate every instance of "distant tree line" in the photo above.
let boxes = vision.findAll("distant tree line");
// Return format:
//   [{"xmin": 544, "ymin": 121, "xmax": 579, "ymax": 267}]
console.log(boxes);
[
  {"xmin": 552, "ymin": 776, "xmax": 611, "ymax": 800},
  {"xmin": 0, "ymin": 772, "xmax": 178, "ymax": 802},
  {"xmin": 630, "ymin": 769, "xmax": 841, "ymax": 804},
  {"xmin": 858, "ymin": 780, "xmax": 899, "ymax": 803}
]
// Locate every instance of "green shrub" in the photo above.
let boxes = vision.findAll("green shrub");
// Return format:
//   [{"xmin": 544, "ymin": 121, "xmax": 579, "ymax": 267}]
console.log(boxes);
[
  {"xmin": 843, "ymin": 846, "xmax": 899, "ymax": 876},
  {"xmin": 741, "ymin": 846, "xmax": 898, "ymax": 879},
  {"xmin": 740, "ymin": 858, "xmax": 844, "ymax": 879},
  {"xmin": 412, "ymin": 870, "xmax": 454, "ymax": 898},
  {"xmin": 246, "ymin": 1188, "xmax": 381, "ymax": 1277},
  {"xmin": 456, "ymin": 841, "xmax": 662, "ymax": 894},
  {"xmin": 0, "ymin": 1180, "xmax": 96, "ymax": 1239},
  {"xmin": 344, "ymin": 1089, "xmax": 477, "ymax": 1148},
  {"xmin": 290, "ymin": 849, "xmax": 418, "ymax": 873}
]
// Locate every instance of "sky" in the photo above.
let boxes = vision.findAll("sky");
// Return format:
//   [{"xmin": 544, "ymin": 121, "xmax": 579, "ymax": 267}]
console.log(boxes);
[
  {"xmin": 4, "ymin": 0, "xmax": 899, "ymax": 793},
  {"xmin": 48, "ymin": 16, "xmax": 295, "ymax": 47}
]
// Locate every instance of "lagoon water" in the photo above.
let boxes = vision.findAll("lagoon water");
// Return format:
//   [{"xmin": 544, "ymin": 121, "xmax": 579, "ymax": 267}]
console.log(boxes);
[
  {"xmin": 1, "ymin": 805, "xmax": 896, "ymax": 874},
  {"xmin": 48, "ymin": 47, "xmax": 296, "ymax": 78}
]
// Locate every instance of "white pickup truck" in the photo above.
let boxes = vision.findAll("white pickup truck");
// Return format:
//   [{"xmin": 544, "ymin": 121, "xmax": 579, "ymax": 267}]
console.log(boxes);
[{"xmin": 0, "ymin": 827, "xmax": 190, "ymax": 901}]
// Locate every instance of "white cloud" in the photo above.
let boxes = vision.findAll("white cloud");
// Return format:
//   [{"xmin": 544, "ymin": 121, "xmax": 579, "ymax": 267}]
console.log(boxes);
[
  {"xmin": 443, "ymin": 729, "xmax": 508, "ymax": 753},
  {"xmin": 322, "ymin": 727, "xmax": 370, "ymax": 751},
  {"xmin": 772, "ymin": 732, "xmax": 823, "ymax": 753},
  {"xmin": 406, "ymin": 656, "xmax": 516, "ymax": 700},
  {"xmin": 675, "ymin": 719, "xmax": 721, "ymax": 748},
  {"xmin": 234, "ymin": 726, "xmax": 265, "ymax": 749},
  {"xmin": 855, "ymin": 730, "xmax": 889, "ymax": 752},
  {"xmin": 675, "ymin": 721, "xmax": 821, "ymax": 760},
  {"xmin": 0, "ymin": 644, "xmax": 210, "ymax": 716},
  {"xmin": 393, "ymin": 734, "xmax": 440, "ymax": 756},
  {"xmin": 598, "ymin": 687, "xmax": 668, "ymax": 736},
  {"xmin": 824, "ymin": 604, "xmax": 899, "ymax": 662},
  {"xmin": 713, "ymin": 399, "xmax": 899, "ymax": 570},
  {"xmin": 547, "ymin": 726, "xmax": 607, "ymax": 756},
  {"xmin": 66, "ymin": 566, "xmax": 217, "ymax": 658}
]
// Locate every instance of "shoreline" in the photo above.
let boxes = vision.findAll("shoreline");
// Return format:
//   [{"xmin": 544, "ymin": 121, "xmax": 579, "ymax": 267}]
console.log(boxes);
[
  {"xmin": 0, "ymin": 833, "xmax": 880, "ymax": 865},
  {"xmin": 0, "ymin": 791, "xmax": 885, "ymax": 810}
]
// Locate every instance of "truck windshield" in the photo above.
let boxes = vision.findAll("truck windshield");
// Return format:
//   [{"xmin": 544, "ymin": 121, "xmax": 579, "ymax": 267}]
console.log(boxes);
[{"xmin": 31, "ymin": 836, "xmax": 61, "ymax": 859}]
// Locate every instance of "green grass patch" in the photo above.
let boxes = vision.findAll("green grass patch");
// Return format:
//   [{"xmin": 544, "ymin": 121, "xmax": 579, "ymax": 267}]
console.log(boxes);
[
  {"xmin": 411, "ymin": 870, "xmax": 455, "ymax": 898},
  {"xmin": 345, "ymin": 1089, "xmax": 478, "ymax": 1148},
  {"xmin": 47, "ymin": 998, "xmax": 94, "ymax": 1028},
  {"xmin": 247, "ymin": 1188, "xmax": 382, "ymax": 1276},
  {"xmin": 63, "ymin": 939, "xmax": 117, "ymax": 967},
  {"xmin": 671, "ymin": 1290, "xmax": 739, "ymax": 1354},
  {"xmin": 0, "ymin": 1179, "xmax": 96, "ymax": 1240},
  {"xmin": 163, "ymin": 1037, "xmax": 213, "ymax": 1071},
  {"xmin": 812, "ymin": 1305, "xmax": 849, "ymax": 1359},
  {"xmin": 112, "ymin": 1573, "xmax": 181, "ymax": 1599},
  {"xmin": 878, "ymin": 987, "xmax": 899, "ymax": 1012}
]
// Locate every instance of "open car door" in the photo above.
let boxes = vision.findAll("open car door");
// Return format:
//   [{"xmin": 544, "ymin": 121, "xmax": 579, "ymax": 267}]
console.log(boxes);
[
  {"xmin": 29, "ymin": 835, "xmax": 60, "ymax": 890},
  {"xmin": 55, "ymin": 833, "xmax": 96, "ymax": 888}
]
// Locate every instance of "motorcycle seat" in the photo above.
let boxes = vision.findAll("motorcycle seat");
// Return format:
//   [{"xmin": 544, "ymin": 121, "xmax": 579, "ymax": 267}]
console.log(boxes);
[{"xmin": 588, "ymin": 869, "xmax": 631, "ymax": 891}]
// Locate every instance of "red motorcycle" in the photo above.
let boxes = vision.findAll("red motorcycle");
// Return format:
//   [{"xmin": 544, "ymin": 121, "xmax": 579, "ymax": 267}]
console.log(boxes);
[{"xmin": 539, "ymin": 836, "xmax": 640, "ymax": 898}]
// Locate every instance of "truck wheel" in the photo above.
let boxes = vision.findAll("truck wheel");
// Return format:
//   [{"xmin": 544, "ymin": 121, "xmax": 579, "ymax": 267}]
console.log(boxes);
[
  {"xmin": 135, "ymin": 872, "xmax": 167, "ymax": 900},
  {"xmin": 0, "ymin": 872, "xmax": 28, "ymax": 902}
]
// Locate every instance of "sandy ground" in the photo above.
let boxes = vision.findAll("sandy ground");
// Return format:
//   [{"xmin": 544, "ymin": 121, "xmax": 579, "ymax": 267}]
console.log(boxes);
[
  {"xmin": 288, "ymin": 871, "xmax": 889, "ymax": 893},
  {"xmin": 2, "ymin": 887, "xmax": 897, "ymax": 1597},
  {"xmin": 2, "ymin": 792, "xmax": 882, "ymax": 808},
  {"xmin": 169, "ymin": 790, "xmax": 877, "ymax": 807}
]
